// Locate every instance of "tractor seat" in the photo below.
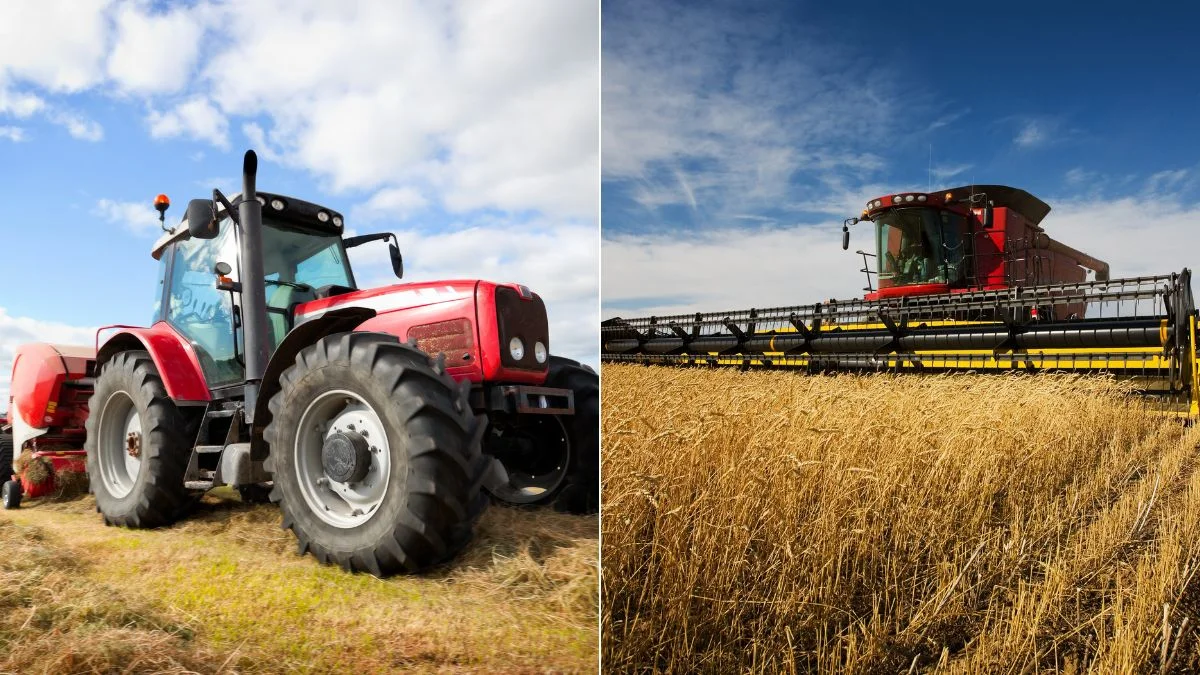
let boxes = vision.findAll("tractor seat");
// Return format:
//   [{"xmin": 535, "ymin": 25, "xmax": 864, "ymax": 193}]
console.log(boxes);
[{"xmin": 267, "ymin": 284, "xmax": 317, "ymax": 349}]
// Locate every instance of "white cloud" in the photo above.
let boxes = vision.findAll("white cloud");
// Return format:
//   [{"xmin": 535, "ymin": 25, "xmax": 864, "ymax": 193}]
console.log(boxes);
[
  {"xmin": 351, "ymin": 186, "xmax": 429, "ymax": 223},
  {"xmin": 601, "ymin": 2, "xmax": 901, "ymax": 222},
  {"xmin": 1043, "ymin": 192, "xmax": 1200, "ymax": 280},
  {"xmin": 348, "ymin": 216, "xmax": 598, "ymax": 367},
  {"xmin": 147, "ymin": 96, "xmax": 228, "ymax": 148},
  {"xmin": 0, "ymin": 126, "xmax": 25, "ymax": 142},
  {"xmin": 0, "ymin": 87, "xmax": 101, "ymax": 141},
  {"xmin": 1065, "ymin": 167, "xmax": 1098, "ymax": 185},
  {"xmin": 0, "ymin": 308, "xmax": 96, "ymax": 410},
  {"xmin": 0, "ymin": 1, "xmax": 597, "ymax": 220},
  {"xmin": 93, "ymin": 198, "xmax": 163, "ymax": 235},
  {"xmin": 49, "ymin": 108, "xmax": 103, "ymax": 141},
  {"xmin": 201, "ymin": 0, "xmax": 598, "ymax": 219},
  {"xmin": 931, "ymin": 163, "xmax": 972, "ymax": 181},
  {"xmin": 1014, "ymin": 120, "xmax": 1048, "ymax": 148},
  {"xmin": 0, "ymin": 0, "xmax": 111, "ymax": 93},
  {"xmin": 0, "ymin": 88, "xmax": 45, "ymax": 117},
  {"xmin": 603, "ymin": 223, "xmax": 862, "ymax": 319},
  {"xmin": 106, "ymin": 1, "xmax": 206, "ymax": 95}
]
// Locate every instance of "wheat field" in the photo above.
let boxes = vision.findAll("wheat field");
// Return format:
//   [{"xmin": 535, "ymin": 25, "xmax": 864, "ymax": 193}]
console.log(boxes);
[{"xmin": 602, "ymin": 365, "xmax": 1200, "ymax": 673}]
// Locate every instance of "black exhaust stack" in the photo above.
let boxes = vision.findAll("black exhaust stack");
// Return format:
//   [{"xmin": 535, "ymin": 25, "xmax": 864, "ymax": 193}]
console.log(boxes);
[{"xmin": 238, "ymin": 150, "xmax": 270, "ymax": 421}]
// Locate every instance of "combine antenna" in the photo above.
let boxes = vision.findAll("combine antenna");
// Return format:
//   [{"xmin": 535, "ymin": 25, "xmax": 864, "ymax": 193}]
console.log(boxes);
[
  {"xmin": 154, "ymin": 194, "xmax": 170, "ymax": 231},
  {"xmin": 927, "ymin": 144, "xmax": 932, "ymax": 192}
]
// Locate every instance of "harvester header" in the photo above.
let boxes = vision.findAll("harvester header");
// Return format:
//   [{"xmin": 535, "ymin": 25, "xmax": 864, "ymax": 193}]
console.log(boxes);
[{"xmin": 602, "ymin": 184, "xmax": 1200, "ymax": 417}]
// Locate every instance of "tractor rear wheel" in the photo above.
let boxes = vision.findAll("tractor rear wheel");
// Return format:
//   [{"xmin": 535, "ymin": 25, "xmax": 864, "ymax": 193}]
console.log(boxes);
[
  {"xmin": 85, "ymin": 351, "xmax": 195, "ymax": 528},
  {"xmin": 265, "ymin": 332, "xmax": 488, "ymax": 576},
  {"xmin": 484, "ymin": 356, "xmax": 599, "ymax": 514}
]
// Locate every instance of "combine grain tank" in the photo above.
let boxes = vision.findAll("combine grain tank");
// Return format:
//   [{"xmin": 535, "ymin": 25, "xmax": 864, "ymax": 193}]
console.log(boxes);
[
  {"xmin": 3, "ymin": 343, "xmax": 95, "ymax": 507},
  {"xmin": 602, "ymin": 185, "xmax": 1200, "ymax": 417}
]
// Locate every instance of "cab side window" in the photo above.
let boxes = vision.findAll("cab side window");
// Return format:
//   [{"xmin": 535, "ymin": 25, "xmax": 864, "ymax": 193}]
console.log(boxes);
[{"xmin": 167, "ymin": 220, "xmax": 242, "ymax": 388}]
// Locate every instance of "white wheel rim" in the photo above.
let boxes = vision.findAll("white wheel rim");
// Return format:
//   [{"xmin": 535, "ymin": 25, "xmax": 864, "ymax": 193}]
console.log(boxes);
[
  {"xmin": 98, "ymin": 391, "xmax": 142, "ymax": 499},
  {"xmin": 295, "ymin": 389, "xmax": 392, "ymax": 529}
]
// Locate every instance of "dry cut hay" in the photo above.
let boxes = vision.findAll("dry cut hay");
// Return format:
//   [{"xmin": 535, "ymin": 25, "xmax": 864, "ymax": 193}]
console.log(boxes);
[
  {"xmin": 601, "ymin": 366, "xmax": 1200, "ymax": 674},
  {"xmin": 50, "ymin": 468, "xmax": 89, "ymax": 501},
  {"xmin": 14, "ymin": 449, "xmax": 53, "ymax": 486}
]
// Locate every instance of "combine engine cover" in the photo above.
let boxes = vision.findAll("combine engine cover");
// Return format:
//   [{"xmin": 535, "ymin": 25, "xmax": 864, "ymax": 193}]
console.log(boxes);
[{"xmin": 602, "ymin": 270, "xmax": 1200, "ymax": 416}]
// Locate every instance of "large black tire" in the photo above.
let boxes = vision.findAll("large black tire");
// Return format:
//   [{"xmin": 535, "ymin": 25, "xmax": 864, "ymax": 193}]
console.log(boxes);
[
  {"xmin": 544, "ymin": 356, "xmax": 599, "ymax": 514},
  {"xmin": 0, "ymin": 432, "xmax": 12, "ymax": 481},
  {"xmin": 264, "ymin": 332, "xmax": 488, "ymax": 576},
  {"xmin": 84, "ymin": 351, "xmax": 196, "ymax": 528}
]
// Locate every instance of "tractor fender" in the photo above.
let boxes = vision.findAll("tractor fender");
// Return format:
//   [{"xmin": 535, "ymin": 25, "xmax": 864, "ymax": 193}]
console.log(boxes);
[
  {"xmin": 250, "ymin": 307, "xmax": 376, "ymax": 460},
  {"xmin": 95, "ymin": 323, "xmax": 211, "ymax": 403}
]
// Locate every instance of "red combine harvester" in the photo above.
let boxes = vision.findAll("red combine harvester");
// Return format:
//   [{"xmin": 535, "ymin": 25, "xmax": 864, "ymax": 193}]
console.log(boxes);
[
  {"xmin": 2, "ymin": 344, "xmax": 94, "ymax": 508},
  {"xmin": 603, "ymin": 185, "xmax": 1199, "ymax": 416},
  {"xmin": 7, "ymin": 151, "xmax": 597, "ymax": 576}
]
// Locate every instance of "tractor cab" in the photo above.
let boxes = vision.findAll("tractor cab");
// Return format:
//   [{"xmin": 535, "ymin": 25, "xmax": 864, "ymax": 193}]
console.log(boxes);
[{"xmin": 151, "ymin": 193, "xmax": 397, "ymax": 392}]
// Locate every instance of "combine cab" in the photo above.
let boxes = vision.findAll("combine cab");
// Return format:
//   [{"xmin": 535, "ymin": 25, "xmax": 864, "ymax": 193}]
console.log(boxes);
[
  {"xmin": 10, "ymin": 151, "xmax": 598, "ymax": 575},
  {"xmin": 2, "ymin": 344, "xmax": 94, "ymax": 508},
  {"xmin": 602, "ymin": 185, "xmax": 1199, "ymax": 417}
]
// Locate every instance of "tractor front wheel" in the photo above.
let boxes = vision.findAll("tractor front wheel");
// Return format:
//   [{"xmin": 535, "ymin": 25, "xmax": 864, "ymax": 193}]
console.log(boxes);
[
  {"xmin": 85, "ymin": 351, "xmax": 195, "ymax": 528},
  {"xmin": 265, "ymin": 332, "xmax": 488, "ymax": 576}
]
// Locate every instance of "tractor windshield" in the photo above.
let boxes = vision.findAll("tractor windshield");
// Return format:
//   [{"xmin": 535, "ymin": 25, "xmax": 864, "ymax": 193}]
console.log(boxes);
[
  {"xmin": 261, "ymin": 221, "xmax": 355, "ymax": 348},
  {"xmin": 875, "ymin": 207, "xmax": 966, "ymax": 288},
  {"xmin": 261, "ymin": 221, "xmax": 354, "ymax": 290}
]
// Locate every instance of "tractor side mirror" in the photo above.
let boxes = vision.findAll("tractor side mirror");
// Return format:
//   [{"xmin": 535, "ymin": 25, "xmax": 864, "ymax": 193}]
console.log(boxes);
[
  {"xmin": 389, "ymin": 241, "xmax": 404, "ymax": 279},
  {"xmin": 982, "ymin": 203, "xmax": 994, "ymax": 228},
  {"xmin": 213, "ymin": 261, "xmax": 240, "ymax": 292},
  {"xmin": 187, "ymin": 199, "xmax": 218, "ymax": 239}
]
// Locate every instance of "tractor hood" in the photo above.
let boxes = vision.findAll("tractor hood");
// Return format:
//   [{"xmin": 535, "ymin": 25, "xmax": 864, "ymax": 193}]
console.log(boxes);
[
  {"xmin": 292, "ymin": 279, "xmax": 549, "ymax": 385},
  {"xmin": 293, "ymin": 280, "xmax": 479, "ymax": 323}
]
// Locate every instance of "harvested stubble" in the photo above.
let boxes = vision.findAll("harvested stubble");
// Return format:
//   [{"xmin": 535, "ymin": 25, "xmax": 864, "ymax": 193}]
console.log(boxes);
[{"xmin": 602, "ymin": 365, "xmax": 1200, "ymax": 674}]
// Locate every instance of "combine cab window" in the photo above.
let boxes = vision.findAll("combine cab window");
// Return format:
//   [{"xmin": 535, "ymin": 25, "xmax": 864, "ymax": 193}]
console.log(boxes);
[
  {"xmin": 168, "ymin": 220, "xmax": 242, "ymax": 388},
  {"xmin": 876, "ymin": 208, "xmax": 966, "ymax": 288}
]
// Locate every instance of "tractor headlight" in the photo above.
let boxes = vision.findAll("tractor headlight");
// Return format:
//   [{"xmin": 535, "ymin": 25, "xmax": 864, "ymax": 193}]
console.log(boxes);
[
  {"xmin": 534, "ymin": 341, "xmax": 547, "ymax": 364},
  {"xmin": 316, "ymin": 211, "xmax": 330, "ymax": 222},
  {"xmin": 509, "ymin": 337, "xmax": 525, "ymax": 361},
  {"xmin": 332, "ymin": 215, "xmax": 343, "ymax": 227},
  {"xmin": 270, "ymin": 198, "xmax": 285, "ymax": 211}
]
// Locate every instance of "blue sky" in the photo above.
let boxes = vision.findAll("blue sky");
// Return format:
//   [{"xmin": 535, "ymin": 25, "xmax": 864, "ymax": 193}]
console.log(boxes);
[
  {"xmin": 0, "ymin": 0, "xmax": 598, "ymax": 404},
  {"xmin": 601, "ymin": 0, "xmax": 1200, "ymax": 315}
]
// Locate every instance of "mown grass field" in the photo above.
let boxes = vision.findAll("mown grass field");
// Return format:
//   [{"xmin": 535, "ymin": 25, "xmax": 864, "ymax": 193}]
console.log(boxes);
[
  {"xmin": 602, "ymin": 365, "xmax": 1200, "ymax": 673},
  {"xmin": 0, "ymin": 491, "xmax": 597, "ymax": 674}
]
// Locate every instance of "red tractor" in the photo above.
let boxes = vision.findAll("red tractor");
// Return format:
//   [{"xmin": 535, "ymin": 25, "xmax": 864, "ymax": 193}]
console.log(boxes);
[{"xmin": 11, "ymin": 151, "xmax": 597, "ymax": 575}]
